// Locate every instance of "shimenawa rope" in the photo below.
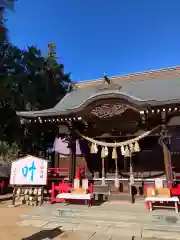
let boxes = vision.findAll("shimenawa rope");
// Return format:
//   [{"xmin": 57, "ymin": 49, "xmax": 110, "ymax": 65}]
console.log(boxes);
[{"xmin": 76, "ymin": 126, "xmax": 160, "ymax": 147}]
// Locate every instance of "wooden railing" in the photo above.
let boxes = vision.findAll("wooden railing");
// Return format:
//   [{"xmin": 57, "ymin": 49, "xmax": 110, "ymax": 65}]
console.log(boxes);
[
  {"xmin": 48, "ymin": 163, "xmax": 86, "ymax": 179},
  {"xmin": 48, "ymin": 168, "xmax": 69, "ymax": 177}
]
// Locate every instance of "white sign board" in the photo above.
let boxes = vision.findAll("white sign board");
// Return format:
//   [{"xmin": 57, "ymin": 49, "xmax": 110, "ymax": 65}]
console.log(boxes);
[{"xmin": 10, "ymin": 155, "xmax": 48, "ymax": 186}]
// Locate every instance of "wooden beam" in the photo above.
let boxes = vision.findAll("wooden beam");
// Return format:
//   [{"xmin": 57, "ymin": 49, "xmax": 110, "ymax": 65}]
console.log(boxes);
[
  {"xmin": 160, "ymin": 127, "xmax": 173, "ymax": 186},
  {"xmin": 68, "ymin": 128, "xmax": 76, "ymax": 182},
  {"xmin": 54, "ymin": 152, "xmax": 59, "ymax": 168}
]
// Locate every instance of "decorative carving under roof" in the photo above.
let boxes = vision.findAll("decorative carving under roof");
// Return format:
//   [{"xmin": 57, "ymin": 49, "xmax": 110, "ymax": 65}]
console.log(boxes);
[{"xmin": 90, "ymin": 103, "xmax": 127, "ymax": 119}]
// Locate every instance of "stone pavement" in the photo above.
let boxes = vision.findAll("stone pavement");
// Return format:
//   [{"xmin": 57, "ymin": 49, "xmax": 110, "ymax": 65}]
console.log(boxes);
[
  {"xmin": 18, "ymin": 202, "xmax": 180, "ymax": 239},
  {"xmin": 20, "ymin": 228, "xmax": 141, "ymax": 240}
]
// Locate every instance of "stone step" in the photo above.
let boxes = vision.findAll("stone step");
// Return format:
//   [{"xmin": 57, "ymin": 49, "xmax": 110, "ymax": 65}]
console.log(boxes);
[
  {"xmin": 107, "ymin": 194, "xmax": 133, "ymax": 202},
  {"xmin": 22, "ymin": 212, "xmax": 180, "ymax": 225},
  {"xmin": 23, "ymin": 208, "xmax": 180, "ymax": 228},
  {"xmin": 93, "ymin": 185, "xmax": 110, "ymax": 194},
  {"xmin": 93, "ymin": 181, "xmax": 129, "ymax": 192},
  {"xmin": 22, "ymin": 204, "xmax": 149, "ymax": 220},
  {"xmin": 21, "ymin": 215, "xmax": 143, "ymax": 227},
  {"xmin": 143, "ymin": 223, "xmax": 180, "ymax": 232},
  {"xmin": 54, "ymin": 211, "xmax": 145, "ymax": 223},
  {"xmin": 23, "ymin": 212, "xmax": 180, "ymax": 235},
  {"xmin": 20, "ymin": 215, "xmax": 180, "ymax": 239}
]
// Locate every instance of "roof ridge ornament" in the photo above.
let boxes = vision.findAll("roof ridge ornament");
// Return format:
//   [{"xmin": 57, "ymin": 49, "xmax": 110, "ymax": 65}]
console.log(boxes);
[{"xmin": 95, "ymin": 73, "xmax": 122, "ymax": 92}]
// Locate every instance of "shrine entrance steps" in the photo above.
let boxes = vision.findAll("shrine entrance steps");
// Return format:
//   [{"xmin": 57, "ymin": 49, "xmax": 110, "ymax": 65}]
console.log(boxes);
[{"xmin": 93, "ymin": 180, "xmax": 144, "ymax": 202}]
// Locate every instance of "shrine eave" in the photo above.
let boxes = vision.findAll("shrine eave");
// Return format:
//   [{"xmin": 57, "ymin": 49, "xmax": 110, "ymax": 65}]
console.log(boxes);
[{"xmin": 16, "ymin": 76, "xmax": 180, "ymax": 119}]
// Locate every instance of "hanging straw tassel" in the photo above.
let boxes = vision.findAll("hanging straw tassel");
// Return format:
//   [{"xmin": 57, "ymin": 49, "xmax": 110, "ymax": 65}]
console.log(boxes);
[
  {"xmin": 112, "ymin": 147, "xmax": 117, "ymax": 159},
  {"xmin": 94, "ymin": 143, "xmax": 98, "ymax": 153},
  {"xmin": 101, "ymin": 147, "xmax": 106, "ymax": 186},
  {"xmin": 101, "ymin": 147, "xmax": 105, "ymax": 158},
  {"xmin": 104, "ymin": 146, "xmax": 108, "ymax": 157},
  {"xmin": 124, "ymin": 146, "xmax": 130, "ymax": 157},
  {"xmin": 130, "ymin": 143, "xmax": 134, "ymax": 153},
  {"xmin": 90, "ymin": 143, "xmax": 95, "ymax": 153},
  {"xmin": 134, "ymin": 141, "xmax": 140, "ymax": 152},
  {"xmin": 90, "ymin": 143, "xmax": 98, "ymax": 153},
  {"xmin": 121, "ymin": 145, "xmax": 125, "ymax": 155}
]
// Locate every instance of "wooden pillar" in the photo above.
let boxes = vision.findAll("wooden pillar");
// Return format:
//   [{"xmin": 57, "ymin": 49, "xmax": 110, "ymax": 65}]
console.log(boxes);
[
  {"xmin": 53, "ymin": 127, "xmax": 61, "ymax": 168},
  {"xmin": 129, "ymin": 151, "xmax": 135, "ymax": 203},
  {"xmin": 68, "ymin": 128, "xmax": 76, "ymax": 182},
  {"xmin": 101, "ymin": 157, "xmax": 105, "ymax": 185},
  {"xmin": 160, "ymin": 126, "xmax": 173, "ymax": 186},
  {"xmin": 113, "ymin": 147, "xmax": 119, "ymax": 188},
  {"xmin": 115, "ymin": 156, "xmax": 119, "ymax": 184},
  {"xmin": 54, "ymin": 152, "xmax": 59, "ymax": 168}
]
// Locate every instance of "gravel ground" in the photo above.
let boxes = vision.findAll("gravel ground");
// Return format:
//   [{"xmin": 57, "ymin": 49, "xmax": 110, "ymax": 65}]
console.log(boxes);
[{"xmin": 0, "ymin": 200, "xmax": 45, "ymax": 239}]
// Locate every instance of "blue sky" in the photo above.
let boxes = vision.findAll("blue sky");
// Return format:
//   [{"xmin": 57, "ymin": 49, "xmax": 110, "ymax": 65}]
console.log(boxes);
[{"xmin": 5, "ymin": 0, "xmax": 180, "ymax": 82}]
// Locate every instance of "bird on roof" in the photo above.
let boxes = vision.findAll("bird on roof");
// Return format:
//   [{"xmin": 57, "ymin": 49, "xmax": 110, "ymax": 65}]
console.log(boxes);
[{"xmin": 104, "ymin": 73, "xmax": 111, "ymax": 84}]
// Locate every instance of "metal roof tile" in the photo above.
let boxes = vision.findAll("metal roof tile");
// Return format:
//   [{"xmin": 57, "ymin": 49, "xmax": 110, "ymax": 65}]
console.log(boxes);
[{"xmin": 16, "ymin": 67, "xmax": 180, "ymax": 117}]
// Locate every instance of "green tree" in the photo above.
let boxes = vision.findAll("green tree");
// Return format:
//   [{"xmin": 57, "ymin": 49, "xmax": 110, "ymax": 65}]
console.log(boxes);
[
  {"xmin": 0, "ymin": 8, "xmax": 74, "ymax": 159},
  {"xmin": 1, "ymin": 45, "xmax": 72, "ymax": 111},
  {"xmin": 0, "ymin": 27, "xmax": 72, "ymax": 147}
]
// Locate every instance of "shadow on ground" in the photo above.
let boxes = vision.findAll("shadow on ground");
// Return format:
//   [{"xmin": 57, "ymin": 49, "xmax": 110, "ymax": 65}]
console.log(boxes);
[
  {"xmin": 0, "ymin": 192, "xmax": 13, "ymax": 202},
  {"xmin": 23, "ymin": 228, "xmax": 63, "ymax": 240},
  {"xmin": 0, "ymin": 196, "xmax": 12, "ymax": 202}
]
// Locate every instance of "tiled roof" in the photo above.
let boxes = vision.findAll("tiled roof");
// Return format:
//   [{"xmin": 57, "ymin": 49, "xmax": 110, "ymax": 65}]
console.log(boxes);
[
  {"xmin": 76, "ymin": 66, "xmax": 180, "ymax": 87},
  {"xmin": 17, "ymin": 66, "xmax": 180, "ymax": 118}
]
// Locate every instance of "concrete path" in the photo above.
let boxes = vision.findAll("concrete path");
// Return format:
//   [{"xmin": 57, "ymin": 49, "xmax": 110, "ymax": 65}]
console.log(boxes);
[
  {"xmin": 20, "ymin": 227, "xmax": 142, "ymax": 240},
  {"xmin": 18, "ymin": 202, "xmax": 180, "ymax": 239}
]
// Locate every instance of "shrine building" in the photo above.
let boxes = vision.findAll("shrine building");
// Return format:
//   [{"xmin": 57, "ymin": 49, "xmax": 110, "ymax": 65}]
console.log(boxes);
[{"xmin": 16, "ymin": 66, "xmax": 180, "ymax": 200}]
